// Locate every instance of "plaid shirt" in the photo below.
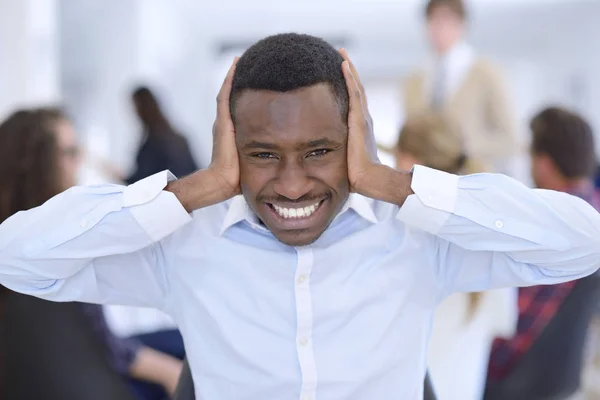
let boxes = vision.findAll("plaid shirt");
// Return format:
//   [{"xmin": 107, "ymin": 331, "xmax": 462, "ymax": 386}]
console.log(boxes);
[{"xmin": 487, "ymin": 182, "xmax": 600, "ymax": 381}]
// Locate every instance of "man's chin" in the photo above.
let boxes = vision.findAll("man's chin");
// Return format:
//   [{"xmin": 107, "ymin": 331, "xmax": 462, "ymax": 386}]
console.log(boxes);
[{"xmin": 272, "ymin": 228, "xmax": 324, "ymax": 247}]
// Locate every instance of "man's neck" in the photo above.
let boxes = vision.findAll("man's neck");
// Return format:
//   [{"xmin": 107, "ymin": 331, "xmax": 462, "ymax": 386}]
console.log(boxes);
[{"xmin": 434, "ymin": 40, "xmax": 463, "ymax": 60}]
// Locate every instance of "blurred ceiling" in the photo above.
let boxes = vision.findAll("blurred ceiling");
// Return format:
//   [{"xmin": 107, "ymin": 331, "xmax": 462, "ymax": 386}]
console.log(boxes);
[{"xmin": 60, "ymin": 0, "xmax": 598, "ymax": 78}]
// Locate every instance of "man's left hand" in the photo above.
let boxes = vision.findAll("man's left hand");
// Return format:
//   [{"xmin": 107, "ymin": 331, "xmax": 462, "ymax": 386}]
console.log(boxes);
[
  {"xmin": 339, "ymin": 49, "xmax": 413, "ymax": 206},
  {"xmin": 339, "ymin": 49, "xmax": 381, "ymax": 196}
]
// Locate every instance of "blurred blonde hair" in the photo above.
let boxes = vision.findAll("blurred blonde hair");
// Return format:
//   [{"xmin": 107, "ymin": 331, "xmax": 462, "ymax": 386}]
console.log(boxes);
[
  {"xmin": 395, "ymin": 112, "xmax": 486, "ymax": 321},
  {"xmin": 396, "ymin": 112, "xmax": 486, "ymax": 175}
]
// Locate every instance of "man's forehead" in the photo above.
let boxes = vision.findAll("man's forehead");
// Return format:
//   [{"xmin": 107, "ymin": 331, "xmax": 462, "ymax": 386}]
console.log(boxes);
[
  {"xmin": 234, "ymin": 85, "xmax": 342, "ymax": 123},
  {"xmin": 234, "ymin": 92, "xmax": 345, "ymax": 146}
]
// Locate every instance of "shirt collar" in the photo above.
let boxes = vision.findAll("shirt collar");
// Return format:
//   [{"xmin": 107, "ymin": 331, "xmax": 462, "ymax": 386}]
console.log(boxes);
[{"xmin": 220, "ymin": 194, "xmax": 378, "ymax": 236}]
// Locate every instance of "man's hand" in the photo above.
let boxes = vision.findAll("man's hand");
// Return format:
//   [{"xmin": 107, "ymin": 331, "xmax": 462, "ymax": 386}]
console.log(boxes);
[
  {"xmin": 207, "ymin": 57, "xmax": 241, "ymax": 201},
  {"xmin": 166, "ymin": 58, "xmax": 241, "ymax": 212},
  {"xmin": 339, "ymin": 49, "xmax": 380, "ymax": 195},
  {"xmin": 339, "ymin": 49, "xmax": 413, "ymax": 206}
]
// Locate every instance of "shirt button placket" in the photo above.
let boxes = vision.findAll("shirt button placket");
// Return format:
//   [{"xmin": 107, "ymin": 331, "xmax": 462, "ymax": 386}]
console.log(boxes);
[{"xmin": 295, "ymin": 247, "xmax": 318, "ymax": 400}]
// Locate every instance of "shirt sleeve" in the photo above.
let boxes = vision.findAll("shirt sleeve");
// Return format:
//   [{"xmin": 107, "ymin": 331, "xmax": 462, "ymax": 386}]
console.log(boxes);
[
  {"xmin": 397, "ymin": 165, "xmax": 600, "ymax": 299},
  {"xmin": 0, "ymin": 171, "xmax": 192, "ymax": 310}
]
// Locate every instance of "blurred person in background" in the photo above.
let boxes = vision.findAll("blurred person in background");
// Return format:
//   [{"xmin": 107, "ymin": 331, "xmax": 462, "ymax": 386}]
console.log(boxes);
[
  {"xmin": 487, "ymin": 106, "xmax": 600, "ymax": 385},
  {"xmin": 402, "ymin": 0, "xmax": 518, "ymax": 175},
  {"xmin": 394, "ymin": 113, "xmax": 517, "ymax": 400},
  {"xmin": 0, "ymin": 108, "xmax": 185, "ymax": 400},
  {"xmin": 101, "ymin": 86, "xmax": 198, "ymax": 184}
]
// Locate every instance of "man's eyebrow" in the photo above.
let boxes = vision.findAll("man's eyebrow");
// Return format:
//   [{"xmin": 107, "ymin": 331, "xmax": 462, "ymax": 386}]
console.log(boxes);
[
  {"xmin": 242, "ymin": 138, "xmax": 343, "ymax": 151},
  {"xmin": 242, "ymin": 141, "xmax": 280, "ymax": 150},
  {"xmin": 297, "ymin": 138, "xmax": 342, "ymax": 150}
]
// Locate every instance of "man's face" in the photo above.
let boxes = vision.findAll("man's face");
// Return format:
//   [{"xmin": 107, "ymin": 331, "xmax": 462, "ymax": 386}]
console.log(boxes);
[
  {"xmin": 531, "ymin": 151, "xmax": 555, "ymax": 190},
  {"xmin": 426, "ymin": 6, "xmax": 464, "ymax": 54},
  {"xmin": 234, "ymin": 83, "xmax": 349, "ymax": 246}
]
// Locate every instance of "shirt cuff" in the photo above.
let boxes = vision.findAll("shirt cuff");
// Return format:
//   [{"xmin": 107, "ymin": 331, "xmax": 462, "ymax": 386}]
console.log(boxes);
[
  {"xmin": 396, "ymin": 165, "xmax": 459, "ymax": 235},
  {"xmin": 112, "ymin": 337, "xmax": 142, "ymax": 375},
  {"xmin": 123, "ymin": 170, "xmax": 192, "ymax": 241}
]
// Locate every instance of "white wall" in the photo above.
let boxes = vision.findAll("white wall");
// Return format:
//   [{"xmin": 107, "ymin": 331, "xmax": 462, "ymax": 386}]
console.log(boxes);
[
  {"xmin": 57, "ymin": 0, "xmax": 600, "ymax": 176},
  {"xmin": 0, "ymin": 0, "xmax": 59, "ymax": 119}
]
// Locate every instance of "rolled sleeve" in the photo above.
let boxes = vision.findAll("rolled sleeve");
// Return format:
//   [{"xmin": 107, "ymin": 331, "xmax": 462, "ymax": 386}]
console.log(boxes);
[
  {"xmin": 109, "ymin": 336, "xmax": 142, "ymax": 375},
  {"xmin": 0, "ymin": 170, "xmax": 193, "ymax": 308},
  {"xmin": 396, "ymin": 165, "xmax": 459, "ymax": 234},
  {"xmin": 395, "ymin": 165, "xmax": 600, "ymax": 294},
  {"xmin": 124, "ymin": 171, "xmax": 192, "ymax": 241}
]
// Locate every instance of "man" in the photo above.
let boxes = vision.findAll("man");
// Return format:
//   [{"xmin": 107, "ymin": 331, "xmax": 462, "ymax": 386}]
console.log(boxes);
[
  {"xmin": 487, "ymin": 107, "xmax": 600, "ymax": 382},
  {"xmin": 402, "ymin": 0, "xmax": 518, "ymax": 175},
  {"xmin": 0, "ymin": 34, "xmax": 599, "ymax": 400}
]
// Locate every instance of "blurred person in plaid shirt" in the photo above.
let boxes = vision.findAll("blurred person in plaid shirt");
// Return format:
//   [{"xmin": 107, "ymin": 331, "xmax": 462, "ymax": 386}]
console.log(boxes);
[{"xmin": 487, "ymin": 106, "xmax": 600, "ymax": 381}]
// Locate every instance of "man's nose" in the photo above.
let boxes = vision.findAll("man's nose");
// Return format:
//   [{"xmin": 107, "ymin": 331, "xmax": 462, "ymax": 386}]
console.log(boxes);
[{"xmin": 273, "ymin": 161, "xmax": 313, "ymax": 200}]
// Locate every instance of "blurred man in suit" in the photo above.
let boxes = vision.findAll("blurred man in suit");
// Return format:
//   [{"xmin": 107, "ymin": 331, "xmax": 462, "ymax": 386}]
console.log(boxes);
[{"xmin": 402, "ymin": 0, "xmax": 518, "ymax": 175}]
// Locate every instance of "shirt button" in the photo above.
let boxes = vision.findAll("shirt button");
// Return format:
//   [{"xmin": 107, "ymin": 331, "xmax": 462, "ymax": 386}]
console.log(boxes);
[
  {"xmin": 80, "ymin": 219, "xmax": 89, "ymax": 229},
  {"xmin": 296, "ymin": 274, "xmax": 307, "ymax": 285},
  {"xmin": 298, "ymin": 337, "xmax": 309, "ymax": 346},
  {"xmin": 495, "ymin": 220, "xmax": 504, "ymax": 228}
]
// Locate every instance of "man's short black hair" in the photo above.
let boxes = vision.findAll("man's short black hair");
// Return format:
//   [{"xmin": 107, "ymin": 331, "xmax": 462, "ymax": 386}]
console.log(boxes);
[
  {"xmin": 230, "ymin": 33, "xmax": 349, "ymax": 124},
  {"xmin": 531, "ymin": 106, "xmax": 597, "ymax": 179}
]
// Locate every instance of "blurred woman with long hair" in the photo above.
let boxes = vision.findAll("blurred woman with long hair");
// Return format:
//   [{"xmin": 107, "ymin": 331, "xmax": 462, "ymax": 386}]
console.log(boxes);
[
  {"xmin": 0, "ymin": 108, "xmax": 185, "ymax": 400},
  {"xmin": 392, "ymin": 113, "xmax": 517, "ymax": 400}
]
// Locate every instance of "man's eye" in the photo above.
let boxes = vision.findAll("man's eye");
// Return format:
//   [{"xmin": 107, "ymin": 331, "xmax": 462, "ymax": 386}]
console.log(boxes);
[
  {"xmin": 253, "ymin": 152, "xmax": 277, "ymax": 159},
  {"xmin": 307, "ymin": 149, "xmax": 330, "ymax": 158}
]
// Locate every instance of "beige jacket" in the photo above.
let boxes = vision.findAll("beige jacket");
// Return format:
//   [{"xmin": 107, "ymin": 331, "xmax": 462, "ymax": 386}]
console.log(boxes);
[{"xmin": 402, "ymin": 58, "xmax": 518, "ymax": 172}]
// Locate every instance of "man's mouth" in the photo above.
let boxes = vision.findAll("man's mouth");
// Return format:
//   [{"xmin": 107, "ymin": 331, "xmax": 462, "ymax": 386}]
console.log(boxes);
[
  {"xmin": 269, "ymin": 200, "xmax": 324, "ymax": 219},
  {"xmin": 263, "ymin": 199, "xmax": 328, "ymax": 230}
]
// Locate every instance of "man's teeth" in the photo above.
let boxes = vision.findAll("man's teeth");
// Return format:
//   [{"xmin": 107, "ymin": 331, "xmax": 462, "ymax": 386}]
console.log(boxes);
[{"xmin": 272, "ymin": 202, "xmax": 321, "ymax": 219}]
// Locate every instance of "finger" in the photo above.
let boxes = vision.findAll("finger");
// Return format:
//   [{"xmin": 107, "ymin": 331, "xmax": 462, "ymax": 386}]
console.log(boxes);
[
  {"xmin": 340, "ymin": 53, "xmax": 374, "ymax": 128},
  {"xmin": 338, "ymin": 49, "xmax": 367, "ymax": 106},
  {"xmin": 216, "ymin": 57, "xmax": 238, "ymax": 121},
  {"xmin": 341, "ymin": 60, "xmax": 367, "ymax": 123}
]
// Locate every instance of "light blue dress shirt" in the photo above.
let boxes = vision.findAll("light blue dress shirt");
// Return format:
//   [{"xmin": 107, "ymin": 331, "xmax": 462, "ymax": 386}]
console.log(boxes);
[{"xmin": 1, "ymin": 165, "xmax": 600, "ymax": 400}]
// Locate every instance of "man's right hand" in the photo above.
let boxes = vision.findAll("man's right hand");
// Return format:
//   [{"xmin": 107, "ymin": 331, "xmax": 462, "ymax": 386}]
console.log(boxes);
[
  {"xmin": 207, "ymin": 57, "xmax": 241, "ymax": 201},
  {"xmin": 166, "ymin": 58, "xmax": 240, "ymax": 212}
]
